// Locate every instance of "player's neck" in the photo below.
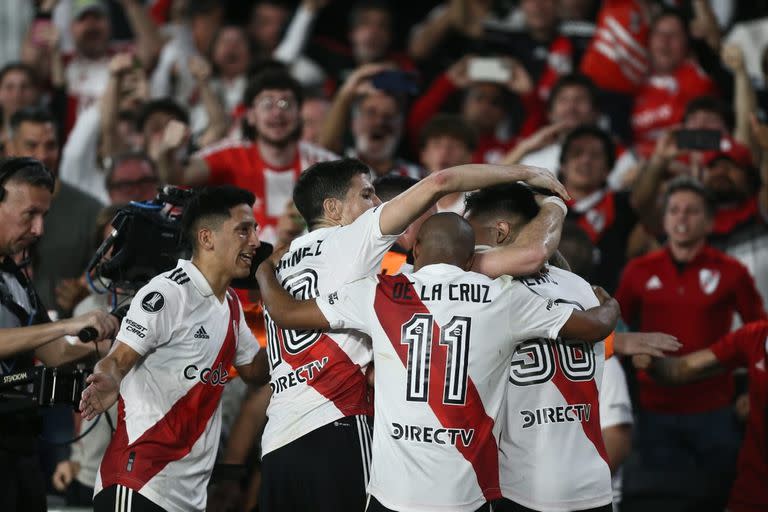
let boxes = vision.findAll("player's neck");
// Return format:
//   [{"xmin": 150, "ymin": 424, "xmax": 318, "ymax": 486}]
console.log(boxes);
[
  {"xmin": 257, "ymin": 138, "xmax": 297, "ymax": 168},
  {"xmin": 667, "ymin": 238, "xmax": 706, "ymax": 263},
  {"xmin": 191, "ymin": 257, "xmax": 230, "ymax": 302},
  {"xmin": 311, "ymin": 217, "xmax": 343, "ymax": 230}
]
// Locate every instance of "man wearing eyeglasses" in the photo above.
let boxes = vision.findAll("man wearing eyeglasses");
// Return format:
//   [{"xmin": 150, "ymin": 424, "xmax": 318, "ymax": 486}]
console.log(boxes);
[
  {"xmin": 105, "ymin": 151, "xmax": 159, "ymax": 205},
  {"xmin": 157, "ymin": 69, "xmax": 337, "ymax": 245}
]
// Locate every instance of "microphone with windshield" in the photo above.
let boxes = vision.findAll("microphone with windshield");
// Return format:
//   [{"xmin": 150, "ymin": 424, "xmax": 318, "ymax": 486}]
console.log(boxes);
[{"xmin": 77, "ymin": 304, "xmax": 131, "ymax": 342}]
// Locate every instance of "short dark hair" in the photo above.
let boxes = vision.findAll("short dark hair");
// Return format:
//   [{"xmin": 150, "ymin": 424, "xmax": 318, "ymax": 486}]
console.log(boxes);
[
  {"xmin": 136, "ymin": 98, "xmax": 189, "ymax": 132},
  {"xmin": 651, "ymin": 6, "xmax": 690, "ymax": 45},
  {"xmin": 349, "ymin": 0, "xmax": 391, "ymax": 29},
  {"xmin": 420, "ymin": 114, "xmax": 478, "ymax": 152},
  {"xmin": 0, "ymin": 157, "xmax": 55, "ymax": 194},
  {"xmin": 243, "ymin": 68, "xmax": 304, "ymax": 111},
  {"xmin": 186, "ymin": 0, "xmax": 222, "ymax": 18},
  {"xmin": 9, "ymin": 106, "xmax": 56, "ymax": 134},
  {"xmin": 182, "ymin": 186, "xmax": 256, "ymax": 252},
  {"xmin": 664, "ymin": 176, "xmax": 716, "ymax": 217},
  {"xmin": 293, "ymin": 158, "xmax": 370, "ymax": 229},
  {"xmin": 373, "ymin": 175, "xmax": 418, "ymax": 202},
  {"xmin": 560, "ymin": 124, "xmax": 616, "ymax": 170},
  {"xmin": 106, "ymin": 151, "xmax": 158, "ymax": 187},
  {"xmin": 464, "ymin": 183, "xmax": 540, "ymax": 223},
  {"xmin": 0, "ymin": 62, "xmax": 37, "ymax": 88},
  {"xmin": 683, "ymin": 95, "xmax": 734, "ymax": 131},
  {"xmin": 547, "ymin": 74, "xmax": 599, "ymax": 114}
]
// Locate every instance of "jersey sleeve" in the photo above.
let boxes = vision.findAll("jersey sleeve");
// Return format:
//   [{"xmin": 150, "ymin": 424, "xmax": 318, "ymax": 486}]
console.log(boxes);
[
  {"xmin": 599, "ymin": 357, "xmax": 633, "ymax": 428},
  {"xmin": 323, "ymin": 204, "xmax": 401, "ymax": 281},
  {"xmin": 502, "ymin": 278, "xmax": 574, "ymax": 342},
  {"xmin": 234, "ymin": 299, "xmax": 260, "ymax": 367},
  {"xmin": 315, "ymin": 277, "xmax": 377, "ymax": 333},
  {"xmin": 117, "ymin": 280, "xmax": 181, "ymax": 357},
  {"xmin": 709, "ymin": 322, "xmax": 758, "ymax": 369}
]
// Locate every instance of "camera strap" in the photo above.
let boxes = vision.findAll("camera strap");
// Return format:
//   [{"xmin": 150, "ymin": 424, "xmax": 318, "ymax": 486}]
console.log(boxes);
[{"xmin": 0, "ymin": 258, "xmax": 35, "ymax": 327}]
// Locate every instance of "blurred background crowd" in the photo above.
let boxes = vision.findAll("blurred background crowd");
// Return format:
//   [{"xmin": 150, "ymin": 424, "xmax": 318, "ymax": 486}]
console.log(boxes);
[{"xmin": 2, "ymin": 0, "xmax": 768, "ymax": 510}]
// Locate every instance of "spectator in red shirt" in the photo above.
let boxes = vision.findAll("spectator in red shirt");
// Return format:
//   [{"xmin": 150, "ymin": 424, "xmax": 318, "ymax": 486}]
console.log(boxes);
[
  {"xmin": 557, "ymin": 125, "xmax": 644, "ymax": 292},
  {"xmin": 633, "ymin": 320, "xmax": 768, "ymax": 512},
  {"xmin": 157, "ymin": 69, "xmax": 336, "ymax": 245},
  {"xmin": 615, "ymin": 177, "xmax": 766, "ymax": 507},
  {"xmin": 631, "ymin": 8, "xmax": 716, "ymax": 149},
  {"xmin": 406, "ymin": 56, "xmax": 533, "ymax": 164}
]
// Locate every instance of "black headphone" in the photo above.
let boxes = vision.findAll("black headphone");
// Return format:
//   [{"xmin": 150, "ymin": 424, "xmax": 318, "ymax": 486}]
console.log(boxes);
[{"xmin": 0, "ymin": 157, "xmax": 55, "ymax": 202}]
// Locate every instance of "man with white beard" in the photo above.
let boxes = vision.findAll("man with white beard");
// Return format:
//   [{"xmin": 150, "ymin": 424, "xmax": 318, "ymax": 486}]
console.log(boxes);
[
  {"xmin": 319, "ymin": 64, "xmax": 423, "ymax": 180},
  {"xmin": 347, "ymin": 91, "xmax": 422, "ymax": 180}
]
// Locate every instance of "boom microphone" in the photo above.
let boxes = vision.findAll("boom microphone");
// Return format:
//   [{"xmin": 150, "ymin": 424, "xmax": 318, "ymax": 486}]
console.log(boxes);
[{"xmin": 77, "ymin": 305, "xmax": 131, "ymax": 342}]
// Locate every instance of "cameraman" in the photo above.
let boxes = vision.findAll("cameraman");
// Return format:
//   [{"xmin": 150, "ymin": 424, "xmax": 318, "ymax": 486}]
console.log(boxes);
[
  {"xmin": 0, "ymin": 157, "xmax": 119, "ymax": 512},
  {"xmin": 80, "ymin": 185, "xmax": 269, "ymax": 512}
]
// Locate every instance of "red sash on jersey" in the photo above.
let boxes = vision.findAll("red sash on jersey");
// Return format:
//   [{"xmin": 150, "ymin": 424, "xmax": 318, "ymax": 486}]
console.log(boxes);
[
  {"xmin": 713, "ymin": 197, "xmax": 760, "ymax": 236},
  {"xmin": 567, "ymin": 190, "xmax": 616, "ymax": 244},
  {"xmin": 373, "ymin": 274, "xmax": 502, "ymax": 501},
  {"xmin": 99, "ymin": 291, "xmax": 240, "ymax": 491}
]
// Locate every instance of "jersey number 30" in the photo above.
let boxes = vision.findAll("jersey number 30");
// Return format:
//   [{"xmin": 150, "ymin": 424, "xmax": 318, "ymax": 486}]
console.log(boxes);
[{"xmin": 401, "ymin": 314, "xmax": 471, "ymax": 405}]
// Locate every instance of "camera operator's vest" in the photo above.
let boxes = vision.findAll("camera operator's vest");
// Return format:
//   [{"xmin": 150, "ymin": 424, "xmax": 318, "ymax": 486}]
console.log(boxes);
[{"xmin": 0, "ymin": 257, "xmax": 49, "ymax": 441}]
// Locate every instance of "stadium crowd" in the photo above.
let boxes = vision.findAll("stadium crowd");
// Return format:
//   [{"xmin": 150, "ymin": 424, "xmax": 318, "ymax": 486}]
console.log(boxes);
[{"xmin": 0, "ymin": 0, "xmax": 767, "ymax": 511}]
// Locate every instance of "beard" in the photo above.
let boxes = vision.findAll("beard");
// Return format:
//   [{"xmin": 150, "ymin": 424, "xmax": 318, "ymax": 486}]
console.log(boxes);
[
  {"xmin": 356, "ymin": 132, "xmax": 398, "ymax": 162},
  {"xmin": 254, "ymin": 121, "xmax": 302, "ymax": 148}
]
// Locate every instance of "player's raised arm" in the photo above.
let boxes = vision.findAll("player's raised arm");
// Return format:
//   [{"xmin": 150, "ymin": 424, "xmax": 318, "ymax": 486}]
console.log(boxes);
[
  {"xmin": 379, "ymin": 164, "xmax": 569, "ymax": 236},
  {"xmin": 558, "ymin": 286, "xmax": 620, "ymax": 343},
  {"xmin": 472, "ymin": 196, "xmax": 567, "ymax": 278},
  {"xmin": 256, "ymin": 260, "xmax": 330, "ymax": 330}
]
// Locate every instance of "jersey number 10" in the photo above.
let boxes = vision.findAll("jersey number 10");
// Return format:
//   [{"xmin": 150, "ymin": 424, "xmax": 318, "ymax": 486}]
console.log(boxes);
[{"xmin": 401, "ymin": 314, "xmax": 471, "ymax": 406}]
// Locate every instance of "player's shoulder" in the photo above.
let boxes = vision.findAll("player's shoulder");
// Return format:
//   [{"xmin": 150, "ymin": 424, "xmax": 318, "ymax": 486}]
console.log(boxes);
[
  {"xmin": 547, "ymin": 266, "xmax": 593, "ymax": 292},
  {"xmin": 134, "ymin": 265, "xmax": 191, "ymax": 312},
  {"xmin": 704, "ymin": 246, "xmax": 750, "ymax": 273}
]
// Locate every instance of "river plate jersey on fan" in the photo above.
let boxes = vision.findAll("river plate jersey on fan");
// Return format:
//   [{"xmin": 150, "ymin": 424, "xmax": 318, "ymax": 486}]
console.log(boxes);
[
  {"xmin": 94, "ymin": 260, "xmax": 260, "ymax": 512},
  {"xmin": 316, "ymin": 264, "xmax": 573, "ymax": 512},
  {"xmin": 262, "ymin": 204, "xmax": 400, "ymax": 456},
  {"xmin": 500, "ymin": 265, "xmax": 612, "ymax": 511}
]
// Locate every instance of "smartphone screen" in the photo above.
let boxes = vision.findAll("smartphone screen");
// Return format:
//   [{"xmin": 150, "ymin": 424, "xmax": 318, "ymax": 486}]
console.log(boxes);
[
  {"xmin": 674, "ymin": 129, "xmax": 721, "ymax": 151},
  {"xmin": 467, "ymin": 58, "xmax": 510, "ymax": 83},
  {"xmin": 371, "ymin": 71, "xmax": 419, "ymax": 96}
]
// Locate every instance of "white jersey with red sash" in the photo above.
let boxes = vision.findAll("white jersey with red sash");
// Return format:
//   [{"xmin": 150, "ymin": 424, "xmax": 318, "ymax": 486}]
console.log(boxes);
[
  {"xmin": 499, "ymin": 266, "xmax": 612, "ymax": 510},
  {"xmin": 262, "ymin": 205, "xmax": 399, "ymax": 456},
  {"xmin": 94, "ymin": 260, "xmax": 260, "ymax": 512},
  {"xmin": 316, "ymin": 265, "xmax": 572, "ymax": 511}
]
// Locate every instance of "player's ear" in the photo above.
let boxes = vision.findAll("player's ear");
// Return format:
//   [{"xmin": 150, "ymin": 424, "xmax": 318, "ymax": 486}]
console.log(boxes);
[
  {"xmin": 198, "ymin": 227, "xmax": 214, "ymax": 252},
  {"xmin": 495, "ymin": 220, "xmax": 512, "ymax": 245},
  {"xmin": 322, "ymin": 197, "xmax": 343, "ymax": 223},
  {"xmin": 462, "ymin": 252, "xmax": 475, "ymax": 271}
]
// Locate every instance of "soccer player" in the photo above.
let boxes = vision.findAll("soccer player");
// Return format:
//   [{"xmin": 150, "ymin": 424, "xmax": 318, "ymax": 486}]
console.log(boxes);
[
  {"xmin": 465, "ymin": 184, "xmax": 613, "ymax": 511},
  {"xmin": 80, "ymin": 186, "xmax": 270, "ymax": 512},
  {"xmin": 633, "ymin": 320, "xmax": 768, "ymax": 512},
  {"xmin": 255, "ymin": 212, "xmax": 620, "ymax": 512},
  {"xmin": 258, "ymin": 158, "xmax": 568, "ymax": 511}
]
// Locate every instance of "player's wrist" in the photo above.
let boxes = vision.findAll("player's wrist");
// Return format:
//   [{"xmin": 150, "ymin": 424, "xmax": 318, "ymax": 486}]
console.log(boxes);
[{"xmin": 541, "ymin": 195, "xmax": 567, "ymax": 216}]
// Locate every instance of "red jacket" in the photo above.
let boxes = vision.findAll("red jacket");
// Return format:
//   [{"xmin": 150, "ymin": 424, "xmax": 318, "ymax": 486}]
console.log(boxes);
[{"xmin": 615, "ymin": 245, "xmax": 766, "ymax": 413}]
